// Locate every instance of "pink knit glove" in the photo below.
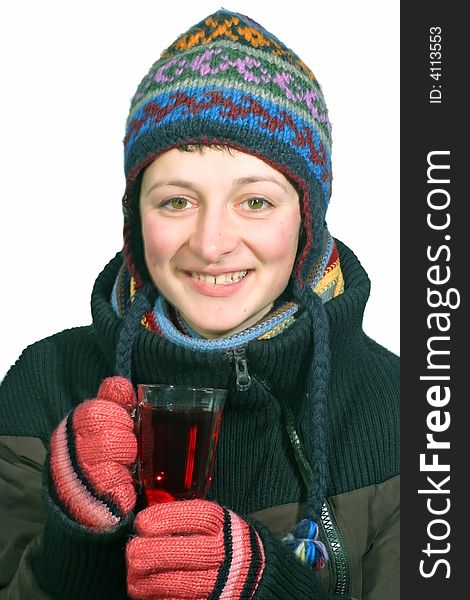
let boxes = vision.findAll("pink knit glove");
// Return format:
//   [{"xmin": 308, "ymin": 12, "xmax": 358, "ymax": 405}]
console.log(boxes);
[
  {"xmin": 126, "ymin": 499, "xmax": 266, "ymax": 599},
  {"xmin": 49, "ymin": 376, "xmax": 137, "ymax": 530}
]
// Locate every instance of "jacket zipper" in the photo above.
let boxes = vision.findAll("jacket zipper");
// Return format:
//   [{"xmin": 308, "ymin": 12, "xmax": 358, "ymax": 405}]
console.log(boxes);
[
  {"xmin": 320, "ymin": 500, "xmax": 352, "ymax": 597},
  {"xmin": 280, "ymin": 397, "xmax": 351, "ymax": 596},
  {"xmin": 228, "ymin": 354, "xmax": 351, "ymax": 595},
  {"xmin": 230, "ymin": 348, "xmax": 252, "ymax": 391},
  {"xmin": 258, "ymin": 383, "xmax": 352, "ymax": 596}
]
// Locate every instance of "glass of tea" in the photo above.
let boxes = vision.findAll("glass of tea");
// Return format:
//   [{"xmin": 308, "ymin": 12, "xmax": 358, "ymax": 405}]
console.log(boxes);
[{"xmin": 135, "ymin": 384, "xmax": 226, "ymax": 506}]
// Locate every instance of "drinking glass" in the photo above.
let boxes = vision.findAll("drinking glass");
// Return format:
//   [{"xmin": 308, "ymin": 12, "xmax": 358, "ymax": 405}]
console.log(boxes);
[{"xmin": 135, "ymin": 384, "xmax": 226, "ymax": 505}]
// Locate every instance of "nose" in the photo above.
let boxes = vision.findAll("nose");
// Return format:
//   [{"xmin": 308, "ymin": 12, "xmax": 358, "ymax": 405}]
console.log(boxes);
[{"xmin": 188, "ymin": 204, "xmax": 238, "ymax": 263}]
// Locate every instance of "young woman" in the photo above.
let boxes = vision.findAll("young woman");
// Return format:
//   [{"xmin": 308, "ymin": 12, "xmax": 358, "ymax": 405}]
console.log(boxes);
[{"xmin": 0, "ymin": 10, "xmax": 399, "ymax": 600}]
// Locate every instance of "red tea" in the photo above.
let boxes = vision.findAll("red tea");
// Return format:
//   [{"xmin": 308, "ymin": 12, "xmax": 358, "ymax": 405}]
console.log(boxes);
[{"xmin": 137, "ymin": 404, "xmax": 222, "ymax": 505}]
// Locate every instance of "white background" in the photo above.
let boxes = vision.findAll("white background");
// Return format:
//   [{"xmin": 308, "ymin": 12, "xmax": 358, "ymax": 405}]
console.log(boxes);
[{"xmin": 0, "ymin": 0, "xmax": 399, "ymax": 379}]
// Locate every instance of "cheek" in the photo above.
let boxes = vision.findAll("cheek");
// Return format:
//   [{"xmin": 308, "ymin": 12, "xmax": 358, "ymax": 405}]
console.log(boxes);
[
  {"xmin": 141, "ymin": 218, "xmax": 180, "ymax": 266},
  {"xmin": 260, "ymin": 218, "xmax": 300, "ymax": 266}
]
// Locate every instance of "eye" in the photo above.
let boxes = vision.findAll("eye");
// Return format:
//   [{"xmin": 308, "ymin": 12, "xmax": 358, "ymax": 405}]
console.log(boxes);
[
  {"xmin": 161, "ymin": 197, "xmax": 193, "ymax": 210},
  {"xmin": 242, "ymin": 197, "xmax": 272, "ymax": 210}
]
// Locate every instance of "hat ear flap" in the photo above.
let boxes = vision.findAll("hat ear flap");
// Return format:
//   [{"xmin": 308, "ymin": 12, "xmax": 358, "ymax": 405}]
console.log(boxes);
[{"xmin": 123, "ymin": 173, "xmax": 150, "ymax": 290}]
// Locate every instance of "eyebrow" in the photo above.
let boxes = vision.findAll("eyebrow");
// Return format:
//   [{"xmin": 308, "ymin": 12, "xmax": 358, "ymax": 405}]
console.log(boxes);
[
  {"xmin": 232, "ymin": 175, "xmax": 291, "ymax": 193},
  {"xmin": 144, "ymin": 175, "xmax": 290, "ymax": 197},
  {"xmin": 144, "ymin": 179, "xmax": 197, "ymax": 197}
]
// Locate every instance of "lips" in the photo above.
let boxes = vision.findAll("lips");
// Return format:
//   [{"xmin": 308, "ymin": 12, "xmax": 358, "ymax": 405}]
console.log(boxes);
[
  {"xmin": 190, "ymin": 270, "xmax": 248, "ymax": 286},
  {"xmin": 184, "ymin": 269, "xmax": 251, "ymax": 297}
]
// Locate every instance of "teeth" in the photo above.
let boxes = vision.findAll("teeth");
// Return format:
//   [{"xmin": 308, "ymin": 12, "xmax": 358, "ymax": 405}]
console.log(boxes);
[{"xmin": 191, "ymin": 270, "xmax": 248, "ymax": 285}]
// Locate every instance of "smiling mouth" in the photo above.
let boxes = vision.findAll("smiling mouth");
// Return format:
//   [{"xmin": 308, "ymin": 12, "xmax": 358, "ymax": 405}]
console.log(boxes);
[{"xmin": 190, "ymin": 270, "xmax": 248, "ymax": 285}]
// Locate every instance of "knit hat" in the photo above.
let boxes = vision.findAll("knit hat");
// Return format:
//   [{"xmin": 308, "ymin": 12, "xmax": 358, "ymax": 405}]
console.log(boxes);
[{"xmin": 119, "ymin": 9, "xmax": 333, "ymax": 569}]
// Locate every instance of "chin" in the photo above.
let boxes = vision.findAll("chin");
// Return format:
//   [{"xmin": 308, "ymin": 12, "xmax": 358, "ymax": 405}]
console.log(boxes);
[
  {"xmin": 184, "ymin": 314, "xmax": 249, "ymax": 339},
  {"xmin": 191, "ymin": 323, "xmax": 240, "ymax": 339},
  {"xmin": 181, "ymin": 302, "xmax": 272, "ymax": 339}
]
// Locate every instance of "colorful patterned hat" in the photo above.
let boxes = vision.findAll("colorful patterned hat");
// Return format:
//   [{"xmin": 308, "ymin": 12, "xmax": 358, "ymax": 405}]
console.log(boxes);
[
  {"xmin": 122, "ymin": 9, "xmax": 333, "ymax": 292},
  {"xmin": 119, "ymin": 9, "xmax": 335, "ymax": 569}
]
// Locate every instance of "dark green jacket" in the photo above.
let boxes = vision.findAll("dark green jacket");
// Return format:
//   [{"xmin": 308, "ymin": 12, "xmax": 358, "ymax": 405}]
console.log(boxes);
[{"xmin": 0, "ymin": 241, "xmax": 399, "ymax": 599}]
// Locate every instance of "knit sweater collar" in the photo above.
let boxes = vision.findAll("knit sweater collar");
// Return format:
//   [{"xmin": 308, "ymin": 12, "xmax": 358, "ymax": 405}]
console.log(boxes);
[{"xmin": 90, "ymin": 239, "xmax": 370, "ymax": 403}]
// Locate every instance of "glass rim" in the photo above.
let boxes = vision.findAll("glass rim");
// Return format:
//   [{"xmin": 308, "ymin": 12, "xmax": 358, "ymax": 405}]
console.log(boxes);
[{"xmin": 137, "ymin": 383, "xmax": 227, "ymax": 395}]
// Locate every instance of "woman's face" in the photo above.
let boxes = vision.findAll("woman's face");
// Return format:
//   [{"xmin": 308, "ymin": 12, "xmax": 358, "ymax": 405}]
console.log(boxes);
[{"xmin": 140, "ymin": 147, "xmax": 301, "ymax": 339}]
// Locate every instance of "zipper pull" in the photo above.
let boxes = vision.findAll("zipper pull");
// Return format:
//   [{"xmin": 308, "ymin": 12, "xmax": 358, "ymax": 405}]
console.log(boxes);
[{"xmin": 233, "ymin": 348, "xmax": 252, "ymax": 391}]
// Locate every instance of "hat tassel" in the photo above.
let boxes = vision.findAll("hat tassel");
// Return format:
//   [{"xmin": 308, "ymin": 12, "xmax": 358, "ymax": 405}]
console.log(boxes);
[{"xmin": 282, "ymin": 518, "xmax": 328, "ymax": 570}]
